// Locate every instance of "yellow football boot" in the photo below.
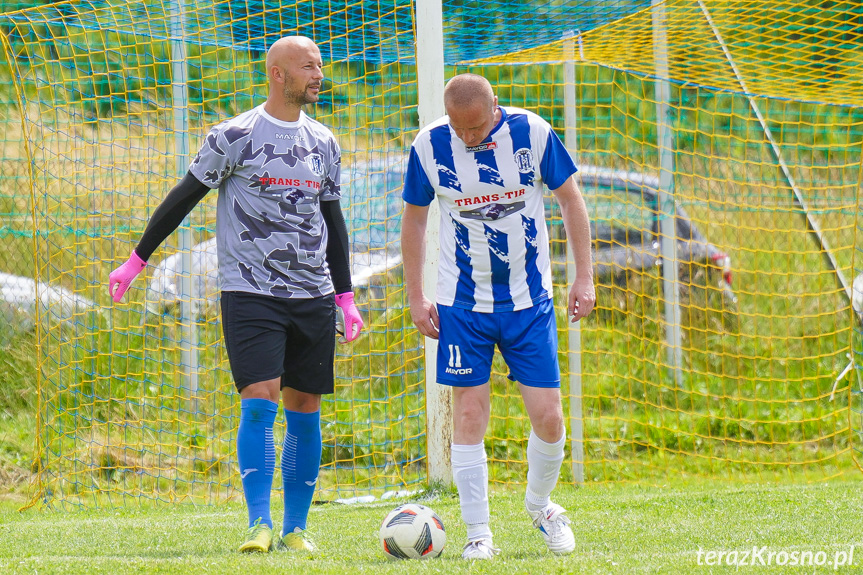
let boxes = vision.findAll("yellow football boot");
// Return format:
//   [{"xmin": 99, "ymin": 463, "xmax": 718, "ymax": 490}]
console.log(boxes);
[
  {"xmin": 238, "ymin": 518, "xmax": 273, "ymax": 553},
  {"xmin": 275, "ymin": 527, "xmax": 316, "ymax": 552}
]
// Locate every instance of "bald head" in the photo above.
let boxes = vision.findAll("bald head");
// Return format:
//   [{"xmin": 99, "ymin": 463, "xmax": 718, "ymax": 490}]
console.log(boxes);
[
  {"xmin": 266, "ymin": 36, "xmax": 319, "ymax": 72},
  {"xmin": 444, "ymin": 73, "xmax": 499, "ymax": 147},
  {"xmin": 444, "ymin": 73, "xmax": 495, "ymax": 113},
  {"xmin": 264, "ymin": 35, "xmax": 324, "ymax": 121}
]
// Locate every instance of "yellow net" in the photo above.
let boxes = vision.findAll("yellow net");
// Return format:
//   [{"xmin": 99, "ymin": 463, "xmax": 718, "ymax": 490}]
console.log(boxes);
[
  {"xmin": 462, "ymin": 0, "xmax": 863, "ymax": 484},
  {"xmin": 1, "ymin": 0, "xmax": 861, "ymax": 508},
  {"xmin": 2, "ymin": 0, "xmax": 422, "ymax": 507}
]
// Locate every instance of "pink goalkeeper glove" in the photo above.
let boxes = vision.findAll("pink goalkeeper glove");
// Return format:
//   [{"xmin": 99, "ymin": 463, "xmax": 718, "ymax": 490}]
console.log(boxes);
[
  {"xmin": 108, "ymin": 251, "xmax": 147, "ymax": 302},
  {"xmin": 335, "ymin": 292, "xmax": 364, "ymax": 343}
]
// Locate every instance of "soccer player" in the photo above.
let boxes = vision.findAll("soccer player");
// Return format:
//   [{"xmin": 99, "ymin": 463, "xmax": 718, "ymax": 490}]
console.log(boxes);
[
  {"xmin": 401, "ymin": 73, "xmax": 596, "ymax": 559},
  {"xmin": 107, "ymin": 36, "xmax": 364, "ymax": 554}
]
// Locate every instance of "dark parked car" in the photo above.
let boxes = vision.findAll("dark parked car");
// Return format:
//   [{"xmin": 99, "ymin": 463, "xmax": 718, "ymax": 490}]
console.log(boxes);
[{"xmin": 569, "ymin": 165, "xmax": 735, "ymax": 303}]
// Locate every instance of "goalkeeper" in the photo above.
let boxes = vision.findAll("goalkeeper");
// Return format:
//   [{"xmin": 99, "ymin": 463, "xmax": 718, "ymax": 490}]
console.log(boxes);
[
  {"xmin": 401, "ymin": 73, "xmax": 595, "ymax": 559},
  {"xmin": 108, "ymin": 36, "xmax": 363, "ymax": 554}
]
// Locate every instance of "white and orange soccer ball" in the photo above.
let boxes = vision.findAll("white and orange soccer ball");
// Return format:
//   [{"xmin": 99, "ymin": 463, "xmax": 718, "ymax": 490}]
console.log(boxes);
[{"xmin": 378, "ymin": 503, "xmax": 446, "ymax": 560}]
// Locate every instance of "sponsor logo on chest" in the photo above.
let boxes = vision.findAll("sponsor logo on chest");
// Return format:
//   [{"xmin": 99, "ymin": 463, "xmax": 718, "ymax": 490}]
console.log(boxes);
[
  {"xmin": 275, "ymin": 133, "xmax": 306, "ymax": 141},
  {"xmin": 465, "ymin": 141, "xmax": 498, "ymax": 153}
]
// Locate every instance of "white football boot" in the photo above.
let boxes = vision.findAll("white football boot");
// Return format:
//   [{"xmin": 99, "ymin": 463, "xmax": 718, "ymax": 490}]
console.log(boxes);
[
  {"xmin": 461, "ymin": 538, "xmax": 501, "ymax": 560},
  {"xmin": 528, "ymin": 501, "xmax": 575, "ymax": 555}
]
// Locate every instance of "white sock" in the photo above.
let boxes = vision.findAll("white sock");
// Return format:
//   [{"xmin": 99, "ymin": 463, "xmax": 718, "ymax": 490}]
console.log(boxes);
[
  {"xmin": 452, "ymin": 442, "xmax": 492, "ymax": 541},
  {"xmin": 525, "ymin": 429, "xmax": 565, "ymax": 513}
]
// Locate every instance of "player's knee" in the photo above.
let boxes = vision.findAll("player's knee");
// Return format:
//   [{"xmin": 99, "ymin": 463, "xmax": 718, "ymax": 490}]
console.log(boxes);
[
  {"xmin": 454, "ymin": 404, "xmax": 486, "ymax": 427},
  {"xmin": 453, "ymin": 406, "xmax": 489, "ymax": 438},
  {"xmin": 530, "ymin": 407, "xmax": 564, "ymax": 441},
  {"xmin": 458, "ymin": 393, "xmax": 489, "ymax": 414}
]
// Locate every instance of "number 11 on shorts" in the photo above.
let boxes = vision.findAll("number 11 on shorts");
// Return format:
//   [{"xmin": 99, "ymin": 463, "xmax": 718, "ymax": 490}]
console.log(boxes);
[{"xmin": 448, "ymin": 344, "xmax": 462, "ymax": 368}]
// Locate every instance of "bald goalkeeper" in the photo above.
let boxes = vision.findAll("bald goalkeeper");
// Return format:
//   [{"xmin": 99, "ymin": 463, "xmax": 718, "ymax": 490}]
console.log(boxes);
[{"xmin": 108, "ymin": 36, "xmax": 364, "ymax": 554}]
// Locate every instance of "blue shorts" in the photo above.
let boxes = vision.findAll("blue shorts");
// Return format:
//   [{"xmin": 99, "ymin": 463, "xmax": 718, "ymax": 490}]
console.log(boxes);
[{"xmin": 436, "ymin": 299, "xmax": 561, "ymax": 388}]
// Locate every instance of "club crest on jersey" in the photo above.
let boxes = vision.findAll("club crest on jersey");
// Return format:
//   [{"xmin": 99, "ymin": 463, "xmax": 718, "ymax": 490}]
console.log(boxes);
[
  {"xmin": 306, "ymin": 153, "xmax": 325, "ymax": 176},
  {"xmin": 514, "ymin": 148, "xmax": 534, "ymax": 174},
  {"xmin": 465, "ymin": 141, "xmax": 498, "ymax": 153}
]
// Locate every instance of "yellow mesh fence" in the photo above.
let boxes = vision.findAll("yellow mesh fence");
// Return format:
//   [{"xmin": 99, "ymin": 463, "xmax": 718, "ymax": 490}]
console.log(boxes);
[
  {"xmin": 478, "ymin": 0, "xmax": 863, "ymax": 108},
  {"xmin": 1, "ymin": 0, "xmax": 422, "ymax": 507},
  {"xmin": 0, "ymin": 0, "xmax": 861, "ymax": 508},
  {"xmin": 462, "ymin": 0, "xmax": 863, "ymax": 484}
]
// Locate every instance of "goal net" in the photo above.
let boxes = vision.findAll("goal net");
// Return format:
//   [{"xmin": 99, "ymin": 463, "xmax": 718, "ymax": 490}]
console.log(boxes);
[{"xmin": 1, "ymin": 0, "xmax": 860, "ymax": 507}]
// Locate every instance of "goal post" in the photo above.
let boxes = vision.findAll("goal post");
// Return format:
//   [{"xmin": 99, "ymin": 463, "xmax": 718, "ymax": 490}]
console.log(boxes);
[{"xmin": 414, "ymin": 0, "xmax": 450, "ymax": 485}]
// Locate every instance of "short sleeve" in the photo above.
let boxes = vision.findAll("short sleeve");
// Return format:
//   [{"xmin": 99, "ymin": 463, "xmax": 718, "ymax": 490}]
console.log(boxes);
[
  {"xmin": 189, "ymin": 125, "xmax": 233, "ymax": 189},
  {"xmin": 539, "ymin": 129, "xmax": 577, "ymax": 190},
  {"xmin": 401, "ymin": 146, "xmax": 435, "ymax": 206},
  {"xmin": 320, "ymin": 137, "xmax": 342, "ymax": 201}
]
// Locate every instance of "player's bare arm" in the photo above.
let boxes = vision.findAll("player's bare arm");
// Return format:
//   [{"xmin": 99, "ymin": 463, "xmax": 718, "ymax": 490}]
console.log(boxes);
[
  {"xmin": 401, "ymin": 202, "xmax": 439, "ymax": 339},
  {"xmin": 552, "ymin": 175, "xmax": 596, "ymax": 322}
]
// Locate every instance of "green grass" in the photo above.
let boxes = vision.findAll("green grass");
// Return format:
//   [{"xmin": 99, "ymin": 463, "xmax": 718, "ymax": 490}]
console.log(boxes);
[{"xmin": 1, "ymin": 479, "xmax": 862, "ymax": 574}]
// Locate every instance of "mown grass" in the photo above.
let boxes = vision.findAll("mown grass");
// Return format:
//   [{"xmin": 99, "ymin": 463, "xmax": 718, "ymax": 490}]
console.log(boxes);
[{"xmin": 2, "ymin": 478, "xmax": 863, "ymax": 574}]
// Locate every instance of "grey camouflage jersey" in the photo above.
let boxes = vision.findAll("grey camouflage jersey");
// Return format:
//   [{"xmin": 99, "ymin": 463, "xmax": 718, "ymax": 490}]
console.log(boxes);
[{"xmin": 189, "ymin": 105, "xmax": 341, "ymax": 299}]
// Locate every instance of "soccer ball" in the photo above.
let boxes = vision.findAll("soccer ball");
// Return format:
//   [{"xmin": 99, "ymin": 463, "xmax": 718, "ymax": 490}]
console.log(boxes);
[{"xmin": 378, "ymin": 503, "xmax": 446, "ymax": 559}]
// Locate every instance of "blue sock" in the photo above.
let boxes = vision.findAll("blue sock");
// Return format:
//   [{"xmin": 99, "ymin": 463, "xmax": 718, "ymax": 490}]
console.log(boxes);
[
  {"xmin": 282, "ymin": 409, "xmax": 322, "ymax": 533},
  {"xmin": 237, "ymin": 398, "xmax": 278, "ymax": 528}
]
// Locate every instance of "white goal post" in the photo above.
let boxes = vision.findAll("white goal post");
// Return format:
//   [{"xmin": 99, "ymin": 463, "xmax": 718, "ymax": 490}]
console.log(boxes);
[{"xmin": 415, "ymin": 0, "xmax": 451, "ymax": 484}]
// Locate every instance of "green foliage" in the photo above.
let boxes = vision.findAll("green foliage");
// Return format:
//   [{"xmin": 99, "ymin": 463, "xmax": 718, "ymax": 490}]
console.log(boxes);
[
  {"xmin": 3, "ymin": 5, "xmax": 861, "ymax": 149},
  {"xmin": 0, "ymin": 0, "xmax": 45, "ymax": 12},
  {"xmin": 0, "ymin": 331, "xmax": 37, "ymax": 412}
]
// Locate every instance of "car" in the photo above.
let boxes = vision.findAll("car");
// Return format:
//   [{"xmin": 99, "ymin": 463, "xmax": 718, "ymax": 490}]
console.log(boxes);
[
  {"xmin": 340, "ymin": 156, "xmax": 407, "ymax": 254},
  {"xmin": 144, "ymin": 236, "xmax": 402, "ymax": 318},
  {"xmin": 853, "ymin": 272, "xmax": 863, "ymax": 321},
  {"xmin": 569, "ymin": 165, "xmax": 735, "ymax": 304},
  {"xmin": 145, "ymin": 160, "xmax": 406, "ymax": 317},
  {"xmin": 0, "ymin": 272, "xmax": 102, "ymax": 344},
  {"xmin": 145, "ymin": 237, "xmax": 220, "ymax": 317},
  {"xmin": 339, "ymin": 158, "xmax": 735, "ymax": 305}
]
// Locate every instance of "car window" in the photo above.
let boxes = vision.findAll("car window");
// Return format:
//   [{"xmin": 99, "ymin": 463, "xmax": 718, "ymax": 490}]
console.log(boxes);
[{"xmin": 580, "ymin": 182, "xmax": 656, "ymax": 232}]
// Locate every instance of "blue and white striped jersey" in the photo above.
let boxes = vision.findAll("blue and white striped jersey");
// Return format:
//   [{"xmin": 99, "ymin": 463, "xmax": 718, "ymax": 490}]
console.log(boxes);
[{"xmin": 403, "ymin": 106, "xmax": 577, "ymax": 313}]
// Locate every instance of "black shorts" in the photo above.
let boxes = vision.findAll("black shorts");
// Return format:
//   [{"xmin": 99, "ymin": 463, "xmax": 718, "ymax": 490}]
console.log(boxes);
[{"xmin": 220, "ymin": 290, "xmax": 336, "ymax": 394}]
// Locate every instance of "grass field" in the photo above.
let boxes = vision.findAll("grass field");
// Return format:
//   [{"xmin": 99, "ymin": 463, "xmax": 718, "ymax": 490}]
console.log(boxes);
[{"xmin": 1, "ymin": 478, "xmax": 862, "ymax": 574}]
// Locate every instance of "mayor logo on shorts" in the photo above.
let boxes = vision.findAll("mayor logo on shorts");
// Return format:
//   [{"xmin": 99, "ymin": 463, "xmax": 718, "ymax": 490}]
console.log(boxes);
[
  {"xmin": 306, "ymin": 153, "xmax": 325, "ymax": 177},
  {"xmin": 514, "ymin": 148, "xmax": 534, "ymax": 174}
]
